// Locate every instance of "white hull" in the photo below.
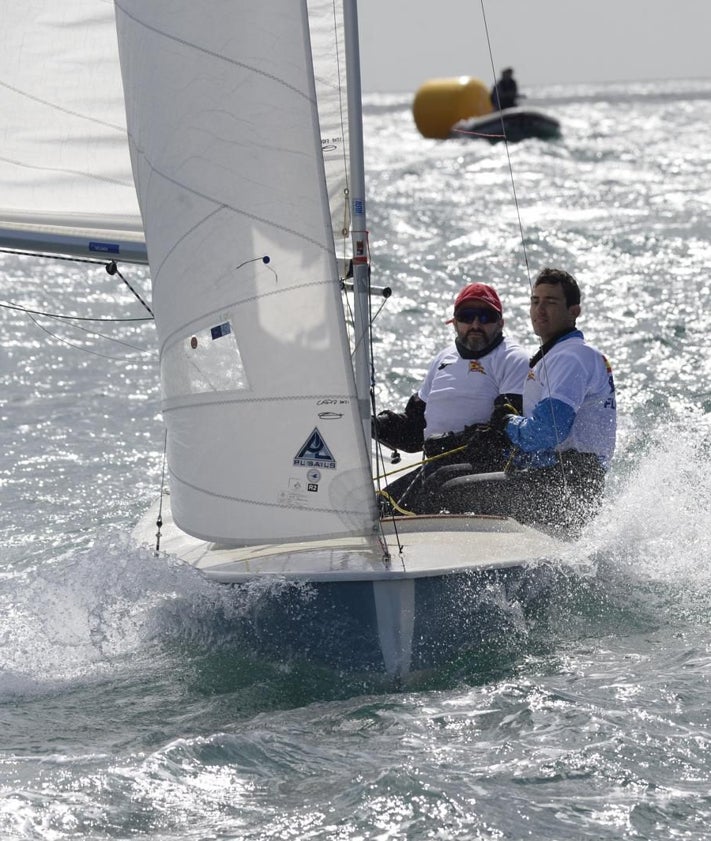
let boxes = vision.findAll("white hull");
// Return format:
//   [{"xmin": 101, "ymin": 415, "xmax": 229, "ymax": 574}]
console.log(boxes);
[{"xmin": 133, "ymin": 496, "xmax": 564, "ymax": 679}]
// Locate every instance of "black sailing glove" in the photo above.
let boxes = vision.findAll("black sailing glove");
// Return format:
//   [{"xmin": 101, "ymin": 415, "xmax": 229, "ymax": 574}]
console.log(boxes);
[
  {"xmin": 372, "ymin": 394, "xmax": 426, "ymax": 452},
  {"xmin": 488, "ymin": 397, "xmax": 521, "ymax": 433},
  {"xmin": 373, "ymin": 410, "xmax": 398, "ymax": 440}
]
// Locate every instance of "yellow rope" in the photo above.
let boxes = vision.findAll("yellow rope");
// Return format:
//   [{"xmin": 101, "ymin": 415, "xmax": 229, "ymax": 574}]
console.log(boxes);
[
  {"xmin": 375, "ymin": 443, "xmax": 471, "ymax": 517},
  {"xmin": 376, "ymin": 488, "xmax": 417, "ymax": 517},
  {"xmin": 376, "ymin": 433, "xmax": 521, "ymax": 516},
  {"xmin": 374, "ymin": 443, "xmax": 467, "ymax": 482}
]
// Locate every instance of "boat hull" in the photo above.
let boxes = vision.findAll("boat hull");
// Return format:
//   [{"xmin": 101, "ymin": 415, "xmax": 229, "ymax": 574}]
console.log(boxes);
[
  {"xmin": 133, "ymin": 497, "xmax": 564, "ymax": 679},
  {"xmin": 228, "ymin": 562, "xmax": 555, "ymax": 677},
  {"xmin": 451, "ymin": 107, "xmax": 561, "ymax": 143}
]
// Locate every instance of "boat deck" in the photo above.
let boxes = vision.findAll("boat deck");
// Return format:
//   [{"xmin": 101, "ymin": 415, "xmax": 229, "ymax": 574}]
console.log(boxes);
[{"xmin": 133, "ymin": 496, "xmax": 565, "ymax": 583}]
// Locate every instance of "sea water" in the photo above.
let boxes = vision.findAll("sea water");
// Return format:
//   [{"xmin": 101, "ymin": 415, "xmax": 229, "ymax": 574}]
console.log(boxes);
[{"xmin": 2, "ymin": 79, "xmax": 711, "ymax": 839}]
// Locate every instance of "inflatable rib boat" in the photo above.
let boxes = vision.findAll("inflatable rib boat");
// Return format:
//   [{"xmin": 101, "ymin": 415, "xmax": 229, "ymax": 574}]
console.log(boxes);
[{"xmin": 450, "ymin": 107, "xmax": 562, "ymax": 144}]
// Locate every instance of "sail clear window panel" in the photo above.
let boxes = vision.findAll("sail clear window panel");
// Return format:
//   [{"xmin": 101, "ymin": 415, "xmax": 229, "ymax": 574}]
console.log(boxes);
[{"xmin": 161, "ymin": 320, "xmax": 250, "ymax": 398}]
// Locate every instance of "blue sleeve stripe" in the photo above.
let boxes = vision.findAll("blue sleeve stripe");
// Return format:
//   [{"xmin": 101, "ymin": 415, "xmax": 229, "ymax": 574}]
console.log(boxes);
[{"xmin": 506, "ymin": 398, "xmax": 576, "ymax": 452}]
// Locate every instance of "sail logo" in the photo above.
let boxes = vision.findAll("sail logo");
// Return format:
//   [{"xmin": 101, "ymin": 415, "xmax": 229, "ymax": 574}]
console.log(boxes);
[
  {"xmin": 294, "ymin": 428, "xmax": 336, "ymax": 469},
  {"xmin": 89, "ymin": 241, "xmax": 120, "ymax": 254}
]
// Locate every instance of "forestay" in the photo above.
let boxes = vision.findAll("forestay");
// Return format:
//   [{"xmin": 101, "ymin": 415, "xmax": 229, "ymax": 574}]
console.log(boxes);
[{"xmin": 114, "ymin": 0, "xmax": 377, "ymax": 545}]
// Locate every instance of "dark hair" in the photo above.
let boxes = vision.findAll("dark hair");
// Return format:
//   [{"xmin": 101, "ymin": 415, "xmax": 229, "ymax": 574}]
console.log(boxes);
[{"xmin": 534, "ymin": 267, "xmax": 581, "ymax": 307}]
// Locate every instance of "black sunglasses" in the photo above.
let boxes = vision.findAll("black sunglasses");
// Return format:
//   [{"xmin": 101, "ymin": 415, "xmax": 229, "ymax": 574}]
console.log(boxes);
[{"xmin": 455, "ymin": 308, "xmax": 499, "ymax": 325}]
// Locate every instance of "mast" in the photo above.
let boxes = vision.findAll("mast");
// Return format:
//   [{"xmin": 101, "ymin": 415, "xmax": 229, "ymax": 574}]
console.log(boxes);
[
  {"xmin": 116, "ymin": 0, "xmax": 377, "ymax": 544},
  {"xmin": 343, "ymin": 0, "xmax": 372, "ymax": 439}
]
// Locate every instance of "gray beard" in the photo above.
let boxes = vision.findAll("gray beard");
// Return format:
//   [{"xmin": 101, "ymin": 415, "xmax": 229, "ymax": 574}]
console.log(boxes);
[{"xmin": 454, "ymin": 331, "xmax": 504, "ymax": 360}]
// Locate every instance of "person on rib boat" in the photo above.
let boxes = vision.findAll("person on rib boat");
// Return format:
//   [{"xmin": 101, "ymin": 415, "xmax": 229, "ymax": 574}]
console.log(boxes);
[
  {"xmin": 445, "ymin": 267, "xmax": 617, "ymax": 535},
  {"xmin": 490, "ymin": 67, "xmax": 519, "ymax": 111},
  {"xmin": 373, "ymin": 282, "xmax": 529, "ymax": 513}
]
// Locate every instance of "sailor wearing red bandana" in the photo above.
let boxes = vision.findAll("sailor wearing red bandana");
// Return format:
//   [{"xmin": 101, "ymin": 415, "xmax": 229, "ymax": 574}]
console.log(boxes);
[{"xmin": 373, "ymin": 282, "xmax": 528, "ymax": 510}]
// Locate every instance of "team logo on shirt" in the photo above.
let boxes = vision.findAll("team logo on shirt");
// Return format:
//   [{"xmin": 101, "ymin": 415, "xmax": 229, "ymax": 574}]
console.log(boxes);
[
  {"xmin": 468, "ymin": 360, "xmax": 485, "ymax": 374},
  {"xmin": 526, "ymin": 369, "xmax": 536, "ymax": 381}
]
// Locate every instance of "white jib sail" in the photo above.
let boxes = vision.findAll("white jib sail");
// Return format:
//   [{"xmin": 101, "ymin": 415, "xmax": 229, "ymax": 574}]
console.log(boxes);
[
  {"xmin": 114, "ymin": 0, "xmax": 377, "ymax": 545},
  {"xmin": 0, "ymin": 2, "xmax": 145, "ymax": 262}
]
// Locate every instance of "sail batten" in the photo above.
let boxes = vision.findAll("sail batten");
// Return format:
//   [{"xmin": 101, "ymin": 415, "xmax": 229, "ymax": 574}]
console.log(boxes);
[{"xmin": 115, "ymin": 0, "xmax": 377, "ymax": 544}]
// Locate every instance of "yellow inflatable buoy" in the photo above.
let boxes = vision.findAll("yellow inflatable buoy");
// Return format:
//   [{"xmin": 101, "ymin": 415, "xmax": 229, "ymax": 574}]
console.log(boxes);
[{"xmin": 412, "ymin": 77, "xmax": 492, "ymax": 139}]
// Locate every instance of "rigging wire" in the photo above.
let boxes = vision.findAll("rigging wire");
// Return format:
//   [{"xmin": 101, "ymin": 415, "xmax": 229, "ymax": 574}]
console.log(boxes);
[
  {"xmin": 0, "ymin": 247, "xmax": 125, "ymax": 267},
  {"xmin": 24, "ymin": 312, "xmax": 147, "ymax": 360},
  {"xmin": 0, "ymin": 300, "xmax": 152, "ymax": 322},
  {"xmin": 479, "ymin": 1, "xmax": 533, "ymax": 293},
  {"xmin": 0, "ymin": 252, "xmax": 154, "ymax": 322},
  {"xmin": 1, "ymin": 252, "xmax": 154, "ymax": 358},
  {"xmin": 321, "ymin": 0, "xmax": 352, "ymax": 285},
  {"xmin": 105, "ymin": 260, "xmax": 153, "ymax": 317},
  {"xmin": 479, "ymin": 0, "xmax": 569, "ymax": 483},
  {"xmin": 327, "ymin": 0, "xmax": 403, "ymax": 562},
  {"xmin": 154, "ymin": 428, "xmax": 169, "ymax": 554},
  {"xmin": 361, "ymin": 235, "xmax": 407, "ymax": 562},
  {"xmin": 0, "ymin": 249, "xmax": 153, "ymax": 316}
]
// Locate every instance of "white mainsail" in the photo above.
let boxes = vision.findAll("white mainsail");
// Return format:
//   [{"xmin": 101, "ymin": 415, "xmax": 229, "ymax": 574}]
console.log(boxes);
[
  {"xmin": 114, "ymin": 0, "xmax": 377, "ymax": 544},
  {"xmin": 0, "ymin": 3, "xmax": 145, "ymax": 262},
  {"xmin": 0, "ymin": 1, "xmax": 349, "ymax": 268}
]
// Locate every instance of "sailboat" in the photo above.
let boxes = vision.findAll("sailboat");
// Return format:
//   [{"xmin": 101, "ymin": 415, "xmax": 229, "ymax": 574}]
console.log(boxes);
[{"xmin": 1, "ymin": 1, "xmax": 565, "ymax": 680}]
